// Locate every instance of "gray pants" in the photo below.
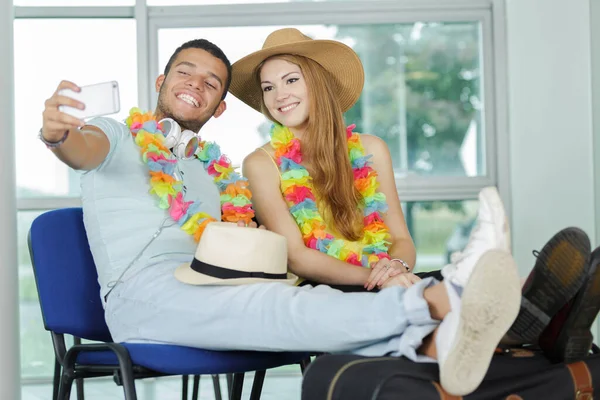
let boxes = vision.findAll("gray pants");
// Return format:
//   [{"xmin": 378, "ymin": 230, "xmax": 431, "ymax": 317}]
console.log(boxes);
[{"xmin": 104, "ymin": 261, "xmax": 439, "ymax": 361}]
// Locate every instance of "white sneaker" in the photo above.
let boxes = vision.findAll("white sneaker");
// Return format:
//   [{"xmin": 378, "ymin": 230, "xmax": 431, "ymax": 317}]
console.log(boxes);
[
  {"xmin": 436, "ymin": 249, "xmax": 521, "ymax": 396},
  {"xmin": 441, "ymin": 186, "xmax": 511, "ymax": 285}
]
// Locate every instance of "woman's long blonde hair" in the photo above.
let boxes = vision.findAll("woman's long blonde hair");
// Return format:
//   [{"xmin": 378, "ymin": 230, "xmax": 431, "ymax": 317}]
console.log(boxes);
[{"xmin": 256, "ymin": 54, "xmax": 364, "ymax": 241}]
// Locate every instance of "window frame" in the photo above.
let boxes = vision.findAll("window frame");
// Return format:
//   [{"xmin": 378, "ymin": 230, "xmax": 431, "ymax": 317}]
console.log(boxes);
[{"xmin": 147, "ymin": 0, "xmax": 510, "ymax": 205}]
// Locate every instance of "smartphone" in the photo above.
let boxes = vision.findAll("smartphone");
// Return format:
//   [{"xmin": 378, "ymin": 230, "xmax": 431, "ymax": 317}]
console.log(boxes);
[{"xmin": 59, "ymin": 81, "xmax": 120, "ymax": 120}]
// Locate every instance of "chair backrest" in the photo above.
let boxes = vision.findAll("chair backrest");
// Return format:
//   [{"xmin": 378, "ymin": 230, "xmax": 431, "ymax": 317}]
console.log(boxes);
[{"xmin": 28, "ymin": 207, "xmax": 113, "ymax": 342}]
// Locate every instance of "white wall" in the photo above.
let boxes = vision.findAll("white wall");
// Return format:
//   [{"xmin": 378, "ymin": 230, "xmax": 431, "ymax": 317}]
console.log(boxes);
[
  {"xmin": 506, "ymin": 0, "xmax": 597, "ymax": 275},
  {"xmin": 0, "ymin": 0, "xmax": 21, "ymax": 398}
]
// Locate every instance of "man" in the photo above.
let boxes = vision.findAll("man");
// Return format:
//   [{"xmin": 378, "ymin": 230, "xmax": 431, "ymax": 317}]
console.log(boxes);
[{"xmin": 39, "ymin": 38, "xmax": 544, "ymax": 396}]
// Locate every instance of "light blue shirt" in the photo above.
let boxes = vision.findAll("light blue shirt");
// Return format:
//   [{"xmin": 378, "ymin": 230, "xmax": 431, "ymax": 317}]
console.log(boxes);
[{"xmin": 81, "ymin": 117, "xmax": 221, "ymax": 303}]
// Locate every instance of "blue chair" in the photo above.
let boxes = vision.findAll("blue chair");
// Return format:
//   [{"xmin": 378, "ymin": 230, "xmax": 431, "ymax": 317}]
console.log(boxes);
[{"xmin": 28, "ymin": 207, "xmax": 311, "ymax": 400}]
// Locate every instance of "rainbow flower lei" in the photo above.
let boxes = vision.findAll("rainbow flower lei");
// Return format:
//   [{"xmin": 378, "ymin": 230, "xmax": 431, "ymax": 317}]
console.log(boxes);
[
  {"xmin": 126, "ymin": 108, "xmax": 255, "ymax": 242},
  {"xmin": 270, "ymin": 124, "xmax": 391, "ymax": 267}
]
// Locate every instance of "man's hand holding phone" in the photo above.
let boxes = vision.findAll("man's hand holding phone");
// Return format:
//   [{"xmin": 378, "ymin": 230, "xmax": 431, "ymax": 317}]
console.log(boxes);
[
  {"xmin": 40, "ymin": 80, "xmax": 118, "ymax": 171},
  {"xmin": 42, "ymin": 80, "xmax": 121, "ymax": 143},
  {"xmin": 41, "ymin": 80, "xmax": 86, "ymax": 143}
]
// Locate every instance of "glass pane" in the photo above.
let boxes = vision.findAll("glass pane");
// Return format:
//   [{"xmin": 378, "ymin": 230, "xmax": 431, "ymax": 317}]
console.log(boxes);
[
  {"xmin": 15, "ymin": 0, "xmax": 133, "ymax": 5},
  {"xmin": 18, "ymin": 211, "xmax": 56, "ymax": 379},
  {"xmin": 14, "ymin": 19, "xmax": 137, "ymax": 198},
  {"xmin": 406, "ymin": 200, "xmax": 478, "ymax": 273},
  {"xmin": 158, "ymin": 23, "xmax": 485, "ymax": 175}
]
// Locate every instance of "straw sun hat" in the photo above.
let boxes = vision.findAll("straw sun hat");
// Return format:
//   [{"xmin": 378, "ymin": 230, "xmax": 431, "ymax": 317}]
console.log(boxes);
[
  {"xmin": 229, "ymin": 28, "xmax": 365, "ymax": 113},
  {"xmin": 175, "ymin": 222, "xmax": 297, "ymax": 286}
]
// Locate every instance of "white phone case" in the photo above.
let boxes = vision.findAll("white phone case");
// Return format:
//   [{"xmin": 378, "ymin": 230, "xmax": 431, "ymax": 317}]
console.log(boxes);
[{"xmin": 59, "ymin": 81, "xmax": 121, "ymax": 119}]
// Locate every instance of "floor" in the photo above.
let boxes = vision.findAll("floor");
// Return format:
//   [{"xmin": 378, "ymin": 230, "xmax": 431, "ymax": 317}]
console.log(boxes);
[{"xmin": 22, "ymin": 372, "xmax": 303, "ymax": 400}]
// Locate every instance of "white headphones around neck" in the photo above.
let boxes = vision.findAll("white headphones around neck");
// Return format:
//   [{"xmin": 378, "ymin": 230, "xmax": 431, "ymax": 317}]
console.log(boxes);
[{"xmin": 159, "ymin": 118, "xmax": 199, "ymax": 159}]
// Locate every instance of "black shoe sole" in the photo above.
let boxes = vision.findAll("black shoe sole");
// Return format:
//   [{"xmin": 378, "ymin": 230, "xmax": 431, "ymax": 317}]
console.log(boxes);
[
  {"xmin": 507, "ymin": 227, "xmax": 591, "ymax": 344},
  {"xmin": 543, "ymin": 247, "xmax": 600, "ymax": 363}
]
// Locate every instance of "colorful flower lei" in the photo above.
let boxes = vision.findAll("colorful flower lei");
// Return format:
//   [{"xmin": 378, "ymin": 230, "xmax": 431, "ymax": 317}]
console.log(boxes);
[
  {"xmin": 126, "ymin": 108, "xmax": 255, "ymax": 241},
  {"xmin": 270, "ymin": 123, "xmax": 391, "ymax": 267}
]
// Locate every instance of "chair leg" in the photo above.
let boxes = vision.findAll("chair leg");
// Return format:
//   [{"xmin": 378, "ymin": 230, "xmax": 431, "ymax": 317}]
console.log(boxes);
[
  {"xmin": 181, "ymin": 375, "xmax": 189, "ymax": 400},
  {"xmin": 192, "ymin": 375, "xmax": 200, "ymax": 400},
  {"xmin": 118, "ymin": 364, "xmax": 138, "ymax": 400},
  {"xmin": 53, "ymin": 358, "xmax": 61, "ymax": 400},
  {"xmin": 226, "ymin": 373, "xmax": 233, "ymax": 395},
  {"xmin": 76, "ymin": 376, "xmax": 85, "ymax": 400},
  {"xmin": 57, "ymin": 370, "xmax": 74, "ymax": 400},
  {"xmin": 300, "ymin": 357, "xmax": 312, "ymax": 375},
  {"xmin": 212, "ymin": 375, "xmax": 223, "ymax": 400},
  {"xmin": 229, "ymin": 373, "xmax": 245, "ymax": 400},
  {"xmin": 71, "ymin": 336, "xmax": 85, "ymax": 400},
  {"xmin": 249, "ymin": 370, "xmax": 266, "ymax": 400}
]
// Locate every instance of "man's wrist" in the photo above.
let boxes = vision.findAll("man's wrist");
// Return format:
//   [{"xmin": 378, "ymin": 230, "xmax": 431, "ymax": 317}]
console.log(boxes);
[{"xmin": 39, "ymin": 128, "xmax": 70, "ymax": 148}]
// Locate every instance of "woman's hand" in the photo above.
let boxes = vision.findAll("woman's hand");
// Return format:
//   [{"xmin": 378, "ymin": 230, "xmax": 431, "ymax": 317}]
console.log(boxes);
[
  {"xmin": 380, "ymin": 272, "xmax": 422, "ymax": 289},
  {"xmin": 364, "ymin": 258, "xmax": 407, "ymax": 291}
]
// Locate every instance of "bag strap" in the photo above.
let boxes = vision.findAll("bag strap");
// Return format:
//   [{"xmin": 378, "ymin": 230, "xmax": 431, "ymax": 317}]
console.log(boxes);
[
  {"xmin": 326, "ymin": 357, "xmax": 395, "ymax": 400},
  {"xmin": 566, "ymin": 361, "xmax": 594, "ymax": 400},
  {"xmin": 432, "ymin": 382, "xmax": 463, "ymax": 400}
]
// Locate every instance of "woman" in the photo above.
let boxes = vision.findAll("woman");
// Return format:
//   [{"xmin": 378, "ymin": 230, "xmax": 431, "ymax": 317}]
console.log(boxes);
[
  {"xmin": 226, "ymin": 28, "xmax": 600, "ymax": 391},
  {"xmin": 231, "ymin": 28, "xmax": 421, "ymax": 291},
  {"xmin": 228, "ymin": 29, "xmax": 600, "ymax": 375}
]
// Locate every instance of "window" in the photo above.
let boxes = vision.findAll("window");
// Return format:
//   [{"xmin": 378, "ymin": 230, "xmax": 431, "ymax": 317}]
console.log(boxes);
[
  {"xmin": 407, "ymin": 200, "xmax": 478, "ymax": 272},
  {"xmin": 17, "ymin": 211, "xmax": 55, "ymax": 378},
  {"xmin": 14, "ymin": 19, "xmax": 137, "ymax": 198},
  {"xmin": 350, "ymin": 22, "xmax": 485, "ymax": 178},
  {"xmin": 158, "ymin": 22, "xmax": 485, "ymax": 177},
  {"xmin": 14, "ymin": 16, "xmax": 137, "ymax": 384}
]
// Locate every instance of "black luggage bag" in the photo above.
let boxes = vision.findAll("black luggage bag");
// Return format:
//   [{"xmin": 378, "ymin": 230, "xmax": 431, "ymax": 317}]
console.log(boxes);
[{"xmin": 302, "ymin": 348, "xmax": 600, "ymax": 400}]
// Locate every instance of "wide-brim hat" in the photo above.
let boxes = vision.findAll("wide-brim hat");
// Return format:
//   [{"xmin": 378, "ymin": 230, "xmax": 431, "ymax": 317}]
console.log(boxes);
[
  {"xmin": 175, "ymin": 222, "xmax": 297, "ymax": 286},
  {"xmin": 229, "ymin": 28, "xmax": 364, "ymax": 113}
]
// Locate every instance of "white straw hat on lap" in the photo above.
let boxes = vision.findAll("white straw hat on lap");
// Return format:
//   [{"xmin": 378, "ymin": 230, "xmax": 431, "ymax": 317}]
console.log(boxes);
[{"xmin": 175, "ymin": 222, "xmax": 297, "ymax": 286}]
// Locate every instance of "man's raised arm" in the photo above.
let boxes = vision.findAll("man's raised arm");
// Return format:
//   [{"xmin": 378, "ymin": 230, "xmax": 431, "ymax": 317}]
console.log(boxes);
[{"xmin": 41, "ymin": 80, "xmax": 110, "ymax": 171}]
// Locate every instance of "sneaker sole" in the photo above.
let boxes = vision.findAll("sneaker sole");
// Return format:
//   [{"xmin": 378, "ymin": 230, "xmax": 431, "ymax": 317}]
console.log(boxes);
[
  {"xmin": 546, "ymin": 248, "xmax": 600, "ymax": 363},
  {"xmin": 440, "ymin": 249, "xmax": 521, "ymax": 396},
  {"xmin": 507, "ymin": 227, "xmax": 591, "ymax": 343}
]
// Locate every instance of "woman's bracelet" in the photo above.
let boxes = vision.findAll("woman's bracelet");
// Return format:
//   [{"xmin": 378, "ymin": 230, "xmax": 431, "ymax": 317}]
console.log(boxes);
[{"xmin": 390, "ymin": 258, "xmax": 411, "ymax": 272}]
